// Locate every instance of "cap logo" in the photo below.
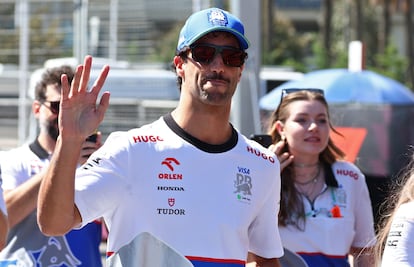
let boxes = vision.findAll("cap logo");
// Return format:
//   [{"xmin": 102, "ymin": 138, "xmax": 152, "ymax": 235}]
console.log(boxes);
[{"xmin": 208, "ymin": 9, "xmax": 228, "ymax": 26}]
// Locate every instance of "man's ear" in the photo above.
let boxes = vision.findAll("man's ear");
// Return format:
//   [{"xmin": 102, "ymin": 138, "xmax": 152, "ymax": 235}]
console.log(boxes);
[
  {"xmin": 237, "ymin": 64, "xmax": 244, "ymax": 82},
  {"xmin": 174, "ymin": 56, "xmax": 185, "ymax": 79},
  {"xmin": 32, "ymin": 100, "xmax": 41, "ymax": 118}
]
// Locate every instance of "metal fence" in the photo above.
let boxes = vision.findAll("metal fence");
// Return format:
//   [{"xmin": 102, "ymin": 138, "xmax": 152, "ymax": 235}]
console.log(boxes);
[
  {"xmin": 0, "ymin": 0, "xmax": 202, "ymax": 148},
  {"xmin": 0, "ymin": 98, "xmax": 178, "ymax": 151},
  {"xmin": 99, "ymin": 99, "xmax": 178, "ymax": 139},
  {"xmin": 0, "ymin": 0, "xmax": 196, "ymax": 66}
]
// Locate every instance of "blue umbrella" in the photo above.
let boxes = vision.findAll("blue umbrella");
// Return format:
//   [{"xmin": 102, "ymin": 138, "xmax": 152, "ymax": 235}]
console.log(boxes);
[{"xmin": 259, "ymin": 68, "xmax": 414, "ymax": 110}]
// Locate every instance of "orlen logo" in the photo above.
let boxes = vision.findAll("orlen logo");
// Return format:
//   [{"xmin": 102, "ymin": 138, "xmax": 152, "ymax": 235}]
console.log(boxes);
[
  {"xmin": 133, "ymin": 135, "xmax": 164, "ymax": 143},
  {"xmin": 336, "ymin": 169, "xmax": 359, "ymax": 180},
  {"xmin": 159, "ymin": 157, "xmax": 183, "ymax": 180},
  {"xmin": 246, "ymin": 146, "xmax": 275, "ymax": 164},
  {"xmin": 162, "ymin": 157, "xmax": 180, "ymax": 171}
]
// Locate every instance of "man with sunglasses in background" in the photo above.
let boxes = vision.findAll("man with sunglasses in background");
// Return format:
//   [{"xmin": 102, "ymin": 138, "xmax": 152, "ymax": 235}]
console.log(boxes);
[
  {"xmin": 37, "ymin": 8, "xmax": 283, "ymax": 267},
  {"xmin": 0, "ymin": 65, "xmax": 104, "ymax": 266}
]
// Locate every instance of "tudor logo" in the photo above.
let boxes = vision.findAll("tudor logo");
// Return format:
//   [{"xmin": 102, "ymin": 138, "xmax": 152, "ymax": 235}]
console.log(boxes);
[
  {"xmin": 168, "ymin": 198, "xmax": 175, "ymax": 207},
  {"xmin": 157, "ymin": 198, "xmax": 185, "ymax": 215},
  {"xmin": 161, "ymin": 157, "xmax": 180, "ymax": 171}
]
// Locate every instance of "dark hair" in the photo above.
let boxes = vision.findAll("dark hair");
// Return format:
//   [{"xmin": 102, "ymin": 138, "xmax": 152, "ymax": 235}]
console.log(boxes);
[
  {"xmin": 268, "ymin": 89, "xmax": 345, "ymax": 229},
  {"xmin": 34, "ymin": 65, "xmax": 75, "ymax": 101}
]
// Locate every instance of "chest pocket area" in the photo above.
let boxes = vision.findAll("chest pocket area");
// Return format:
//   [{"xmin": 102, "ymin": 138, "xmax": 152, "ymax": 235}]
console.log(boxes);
[
  {"xmin": 304, "ymin": 186, "xmax": 355, "ymax": 255},
  {"xmin": 306, "ymin": 216, "xmax": 355, "ymax": 255}
]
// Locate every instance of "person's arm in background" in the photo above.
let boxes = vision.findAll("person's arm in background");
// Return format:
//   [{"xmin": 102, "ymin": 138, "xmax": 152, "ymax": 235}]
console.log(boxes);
[
  {"xmin": 0, "ymin": 209, "xmax": 7, "ymax": 250},
  {"xmin": 349, "ymin": 167, "xmax": 376, "ymax": 267},
  {"xmin": 350, "ymin": 247, "xmax": 374, "ymax": 267},
  {"xmin": 247, "ymin": 252, "xmax": 281, "ymax": 267},
  {"xmin": 0, "ymin": 178, "xmax": 8, "ymax": 250},
  {"xmin": 37, "ymin": 56, "xmax": 109, "ymax": 236},
  {"xmin": 4, "ymin": 171, "xmax": 44, "ymax": 228},
  {"xmin": 4, "ymin": 136, "xmax": 101, "ymax": 229}
]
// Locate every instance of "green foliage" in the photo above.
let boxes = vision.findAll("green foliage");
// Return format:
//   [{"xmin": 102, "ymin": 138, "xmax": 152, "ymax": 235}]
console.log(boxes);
[
  {"xmin": 30, "ymin": 16, "xmax": 66, "ymax": 65},
  {"xmin": 311, "ymin": 38, "xmax": 348, "ymax": 70},
  {"xmin": 0, "ymin": 3, "xmax": 69, "ymax": 65},
  {"xmin": 126, "ymin": 43, "xmax": 141, "ymax": 63},
  {"xmin": 262, "ymin": 1, "xmax": 410, "ymax": 89},
  {"xmin": 148, "ymin": 22, "xmax": 182, "ymax": 64},
  {"xmin": 369, "ymin": 44, "xmax": 409, "ymax": 87},
  {"xmin": 0, "ymin": 4, "xmax": 19, "ymax": 63},
  {"xmin": 262, "ymin": 14, "xmax": 310, "ymax": 71},
  {"xmin": 310, "ymin": 40, "xmax": 328, "ymax": 69}
]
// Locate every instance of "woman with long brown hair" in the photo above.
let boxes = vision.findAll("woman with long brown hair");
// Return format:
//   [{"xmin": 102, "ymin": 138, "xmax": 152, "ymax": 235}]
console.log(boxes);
[{"xmin": 268, "ymin": 89, "xmax": 376, "ymax": 267}]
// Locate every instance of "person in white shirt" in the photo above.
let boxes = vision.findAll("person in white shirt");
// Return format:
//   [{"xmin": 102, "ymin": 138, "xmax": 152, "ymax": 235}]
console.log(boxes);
[
  {"xmin": 36, "ymin": 7, "xmax": 284, "ymax": 267},
  {"xmin": 0, "ymin": 162, "xmax": 7, "ymax": 251},
  {"xmin": 375, "ymin": 154, "xmax": 414, "ymax": 266},
  {"xmin": 0, "ymin": 66, "xmax": 103, "ymax": 266},
  {"xmin": 269, "ymin": 88, "xmax": 376, "ymax": 267}
]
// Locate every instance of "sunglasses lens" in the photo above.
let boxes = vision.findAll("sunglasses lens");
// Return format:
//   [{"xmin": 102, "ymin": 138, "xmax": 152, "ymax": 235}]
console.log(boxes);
[
  {"xmin": 190, "ymin": 44, "xmax": 246, "ymax": 67},
  {"xmin": 282, "ymin": 88, "xmax": 324, "ymax": 97},
  {"xmin": 221, "ymin": 49, "xmax": 245, "ymax": 67},
  {"xmin": 191, "ymin": 45, "xmax": 216, "ymax": 64},
  {"xmin": 50, "ymin": 101, "xmax": 60, "ymax": 114}
]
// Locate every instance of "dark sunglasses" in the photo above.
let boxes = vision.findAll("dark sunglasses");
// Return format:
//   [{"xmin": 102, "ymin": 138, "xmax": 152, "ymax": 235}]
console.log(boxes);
[
  {"xmin": 281, "ymin": 88, "xmax": 324, "ymax": 99},
  {"xmin": 41, "ymin": 100, "xmax": 60, "ymax": 115},
  {"xmin": 275, "ymin": 88, "xmax": 325, "ymax": 115},
  {"xmin": 189, "ymin": 43, "xmax": 248, "ymax": 67}
]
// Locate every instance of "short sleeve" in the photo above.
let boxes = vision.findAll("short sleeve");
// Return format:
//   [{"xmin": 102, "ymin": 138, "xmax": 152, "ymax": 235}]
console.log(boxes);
[
  {"xmin": 381, "ymin": 202, "xmax": 414, "ymax": 266},
  {"xmin": 248, "ymin": 164, "xmax": 284, "ymax": 258}
]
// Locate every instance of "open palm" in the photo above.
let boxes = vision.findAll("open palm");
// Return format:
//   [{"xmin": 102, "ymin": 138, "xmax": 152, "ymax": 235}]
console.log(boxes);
[{"xmin": 59, "ymin": 55, "xmax": 110, "ymax": 142}]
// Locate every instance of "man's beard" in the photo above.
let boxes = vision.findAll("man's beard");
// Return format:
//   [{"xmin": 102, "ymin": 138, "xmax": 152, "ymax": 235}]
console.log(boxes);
[{"xmin": 46, "ymin": 118, "xmax": 59, "ymax": 141}]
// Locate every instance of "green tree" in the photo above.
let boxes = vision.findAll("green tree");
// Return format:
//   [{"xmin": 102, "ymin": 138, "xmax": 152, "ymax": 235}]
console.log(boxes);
[
  {"xmin": 371, "ymin": 44, "xmax": 408, "ymax": 84},
  {"xmin": 0, "ymin": 3, "xmax": 69, "ymax": 66},
  {"xmin": 0, "ymin": 4, "xmax": 19, "ymax": 64},
  {"xmin": 30, "ymin": 4, "xmax": 70, "ymax": 65},
  {"xmin": 262, "ymin": 14, "xmax": 311, "ymax": 72},
  {"xmin": 310, "ymin": 1, "xmax": 408, "ymax": 86},
  {"xmin": 148, "ymin": 22, "xmax": 182, "ymax": 65}
]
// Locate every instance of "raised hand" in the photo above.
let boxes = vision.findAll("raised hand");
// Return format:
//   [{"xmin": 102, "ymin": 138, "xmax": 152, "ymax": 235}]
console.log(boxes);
[
  {"xmin": 269, "ymin": 140, "xmax": 294, "ymax": 172},
  {"xmin": 59, "ymin": 55, "xmax": 110, "ymax": 143}
]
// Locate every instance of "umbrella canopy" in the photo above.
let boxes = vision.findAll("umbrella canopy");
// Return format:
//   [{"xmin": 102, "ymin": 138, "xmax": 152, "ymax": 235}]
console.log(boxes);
[{"xmin": 259, "ymin": 68, "xmax": 414, "ymax": 110}]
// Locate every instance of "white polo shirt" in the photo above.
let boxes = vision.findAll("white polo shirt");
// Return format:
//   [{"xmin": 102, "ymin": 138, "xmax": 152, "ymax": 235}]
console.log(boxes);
[
  {"xmin": 279, "ymin": 161, "xmax": 376, "ymax": 267},
  {"xmin": 381, "ymin": 201, "xmax": 414, "ymax": 266},
  {"xmin": 75, "ymin": 114, "xmax": 284, "ymax": 266}
]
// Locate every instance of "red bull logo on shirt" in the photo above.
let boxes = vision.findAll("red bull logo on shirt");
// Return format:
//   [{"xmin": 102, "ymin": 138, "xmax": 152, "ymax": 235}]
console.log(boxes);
[{"xmin": 234, "ymin": 170, "xmax": 252, "ymax": 203}]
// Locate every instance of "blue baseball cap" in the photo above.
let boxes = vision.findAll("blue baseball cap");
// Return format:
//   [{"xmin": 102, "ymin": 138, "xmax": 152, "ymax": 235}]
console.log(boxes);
[{"xmin": 176, "ymin": 8, "xmax": 250, "ymax": 52}]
